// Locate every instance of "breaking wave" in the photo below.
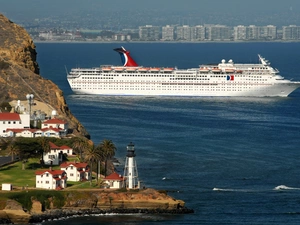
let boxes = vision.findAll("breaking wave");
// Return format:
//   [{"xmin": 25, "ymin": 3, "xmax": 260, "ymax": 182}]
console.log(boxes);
[{"xmin": 274, "ymin": 185, "xmax": 300, "ymax": 190}]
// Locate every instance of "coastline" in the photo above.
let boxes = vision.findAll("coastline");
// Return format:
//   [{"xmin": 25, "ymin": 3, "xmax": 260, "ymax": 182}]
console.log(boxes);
[
  {"xmin": 0, "ymin": 188, "xmax": 194, "ymax": 224},
  {"xmin": 33, "ymin": 40, "xmax": 300, "ymax": 44}
]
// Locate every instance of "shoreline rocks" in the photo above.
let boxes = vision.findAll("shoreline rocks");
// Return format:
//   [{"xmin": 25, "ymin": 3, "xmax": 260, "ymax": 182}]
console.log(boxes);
[{"xmin": 29, "ymin": 207, "xmax": 194, "ymax": 223}]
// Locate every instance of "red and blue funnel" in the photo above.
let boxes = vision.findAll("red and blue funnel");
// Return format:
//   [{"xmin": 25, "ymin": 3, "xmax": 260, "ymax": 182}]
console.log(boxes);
[{"xmin": 114, "ymin": 46, "xmax": 138, "ymax": 67}]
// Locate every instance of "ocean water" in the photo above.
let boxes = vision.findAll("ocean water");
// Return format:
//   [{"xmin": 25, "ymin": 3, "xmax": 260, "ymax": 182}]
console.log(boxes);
[{"xmin": 35, "ymin": 42, "xmax": 300, "ymax": 225}]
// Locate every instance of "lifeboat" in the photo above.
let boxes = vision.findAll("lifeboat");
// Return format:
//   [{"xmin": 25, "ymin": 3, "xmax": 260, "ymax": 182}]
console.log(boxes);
[
  {"xmin": 102, "ymin": 67, "xmax": 112, "ymax": 72},
  {"xmin": 150, "ymin": 67, "xmax": 161, "ymax": 72},
  {"xmin": 212, "ymin": 68, "xmax": 221, "ymax": 73},
  {"xmin": 138, "ymin": 67, "xmax": 150, "ymax": 72},
  {"xmin": 236, "ymin": 70, "xmax": 243, "ymax": 74},
  {"xmin": 163, "ymin": 68, "xmax": 174, "ymax": 72},
  {"xmin": 126, "ymin": 67, "xmax": 137, "ymax": 72},
  {"xmin": 199, "ymin": 67, "xmax": 210, "ymax": 72},
  {"xmin": 225, "ymin": 69, "xmax": 235, "ymax": 73},
  {"xmin": 114, "ymin": 67, "xmax": 124, "ymax": 72}
]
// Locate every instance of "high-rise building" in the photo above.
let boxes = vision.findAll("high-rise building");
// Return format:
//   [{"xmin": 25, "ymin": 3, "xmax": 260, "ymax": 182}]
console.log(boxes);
[
  {"xmin": 259, "ymin": 25, "xmax": 277, "ymax": 40},
  {"xmin": 139, "ymin": 25, "xmax": 160, "ymax": 41},
  {"xmin": 191, "ymin": 25, "xmax": 206, "ymax": 41},
  {"xmin": 176, "ymin": 25, "xmax": 191, "ymax": 41},
  {"xmin": 206, "ymin": 25, "xmax": 231, "ymax": 41},
  {"xmin": 162, "ymin": 25, "xmax": 175, "ymax": 41},
  {"xmin": 234, "ymin": 25, "xmax": 247, "ymax": 41},
  {"xmin": 282, "ymin": 25, "xmax": 300, "ymax": 40}
]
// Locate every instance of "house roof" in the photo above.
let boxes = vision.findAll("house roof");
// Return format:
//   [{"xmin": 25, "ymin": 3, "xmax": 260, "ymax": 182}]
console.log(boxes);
[
  {"xmin": 6, "ymin": 128, "xmax": 35, "ymax": 133},
  {"xmin": 35, "ymin": 169, "xmax": 65, "ymax": 176},
  {"xmin": 43, "ymin": 118, "xmax": 67, "ymax": 124},
  {"xmin": 104, "ymin": 172, "xmax": 124, "ymax": 181},
  {"xmin": 0, "ymin": 113, "xmax": 21, "ymax": 121},
  {"xmin": 60, "ymin": 162, "xmax": 88, "ymax": 169},
  {"xmin": 59, "ymin": 145, "xmax": 71, "ymax": 150},
  {"xmin": 49, "ymin": 141, "xmax": 60, "ymax": 149}
]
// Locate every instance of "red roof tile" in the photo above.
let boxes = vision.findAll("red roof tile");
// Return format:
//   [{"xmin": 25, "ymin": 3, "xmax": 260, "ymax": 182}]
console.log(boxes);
[
  {"xmin": 0, "ymin": 113, "xmax": 21, "ymax": 121},
  {"xmin": 49, "ymin": 141, "xmax": 60, "ymax": 149},
  {"xmin": 59, "ymin": 145, "xmax": 71, "ymax": 150},
  {"xmin": 60, "ymin": 162, "xmax": 88, "ymax": 169},
  {"xmin": 6, "ymin": 128, "xmax": 35, "ymax": 133},
  {"xmin": 35, "ymin": 169, "xmax": 65, "ymax": 176},
  {"xmin": 105, "ymin": 172, "xmax": 124, "ymax": 181},
  {"xmin": 43, "ymin": 118, "xmax": 67, "ymax": 124}
]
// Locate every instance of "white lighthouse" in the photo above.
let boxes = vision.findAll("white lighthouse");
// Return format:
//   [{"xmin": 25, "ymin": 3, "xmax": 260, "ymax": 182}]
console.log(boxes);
[{"xmin": 123, "ymin": 142, "xmax": 139, "ymax": 189}]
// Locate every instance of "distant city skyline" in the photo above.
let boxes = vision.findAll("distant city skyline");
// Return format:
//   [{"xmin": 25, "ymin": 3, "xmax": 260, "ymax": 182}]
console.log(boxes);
[{"xmin": 1, "ymin": 0, "xmax": 300, "ymax": 31}]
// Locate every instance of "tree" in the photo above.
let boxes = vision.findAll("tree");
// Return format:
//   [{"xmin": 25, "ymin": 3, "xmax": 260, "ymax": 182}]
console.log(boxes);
[
  {"xmin": 38, "ymin": 137, "xmax": 51, "ymax": 166},
  {"xmin": 72, "ymin": 137, "xmax": 90, "ymax": 162},
  {"xmin": 6, "ymin": 143, "xmax": 20, "ymax": 162},
  {"xmin": 84, "ymin": 145, "xmax": 102, "ymax": 185},
  {"xmin": 0, "ymin": 102, "xmax": 12, "ymax": 112},
  {"xmin": 99, "ymin": 139, "xmax": 117, "ymax": 176}
]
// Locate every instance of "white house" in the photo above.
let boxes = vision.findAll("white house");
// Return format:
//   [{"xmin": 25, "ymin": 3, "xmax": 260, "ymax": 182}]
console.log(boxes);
[
  {"xmin": 41, "ymin": 127, "xmax": 62, "ymax": 138},
  {"xmin": 5, "ymin": 127, "xmax": 65, "ymax": 138},
  {"xmin": 43, "ymin": 142, "xmax": 73, "ymax": 165},
  {"xmin": 42, "ymin": 118, "xmax": 68, "ymax": 130},
  {"xmin": 104, "ymin": 172, "xmax": 125, "ymax": 189},
  {"xmin": 59, "ymin": 145, "xmax": 73, "ymax": 156},
  {"xmin": 35, "ymin": 168, "xmax": 67, "ymax": 190},
  {"xmin": 60, "ymin": 162, "xmax": 90, "ymax": 182},
  {"xmin": 0, "ymin": 112, "xmax": 30, "ymax": 137},
  {"xmin": 6, "ymin": 128, "xmax": 35, "ymax": 137}
]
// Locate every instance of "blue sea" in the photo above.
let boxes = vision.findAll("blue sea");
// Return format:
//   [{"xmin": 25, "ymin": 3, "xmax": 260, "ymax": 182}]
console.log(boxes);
[{"xmin": 35, "ymin": 42, "xmax": 300, "ymax": 225}]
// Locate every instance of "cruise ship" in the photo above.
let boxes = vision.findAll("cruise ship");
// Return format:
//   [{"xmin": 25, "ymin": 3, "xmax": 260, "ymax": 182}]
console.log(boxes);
[{"xmin": 67, "ymin": 47, "xmax": 300, "ymax": 97}]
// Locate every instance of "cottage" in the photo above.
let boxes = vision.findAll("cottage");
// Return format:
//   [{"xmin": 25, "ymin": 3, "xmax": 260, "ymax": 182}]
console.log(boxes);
[
  {"xmin": 104, "ymin": 172, "xmax": 125, "ymax": 189},
  {"xmin": 35, "ymin": 168, "xmax": 67, "ymax": 190},
  {"xmin": 43, "ymin": 142, "xmax": 73, "ymax": 165},
  {"xmin": 42, "ymin": 118, "xmax": 68, "ymax": 130},
  {"xmin": 60, "ymin": 162, "xmax": 91, "ymax": 182}
]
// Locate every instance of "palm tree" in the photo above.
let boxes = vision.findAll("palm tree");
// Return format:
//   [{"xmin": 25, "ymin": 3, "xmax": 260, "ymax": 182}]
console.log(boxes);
[
  {"xmin": 84, "ymin": 145, "xmax": 102, "ymax": 185},
  {"xmin": 99, "ymin": 139, "xmax": 117, "ymax": 176},
  {"xmin": 72, "ymin": 137, "xmax": 90, "ymax": 162},
  {"xmin": 39, "ymin": 137, "xmax": 50, "ymax": 166},
  {"xmin": 6, "ymin": 143, "xmax": 20, "ymax": 162}
]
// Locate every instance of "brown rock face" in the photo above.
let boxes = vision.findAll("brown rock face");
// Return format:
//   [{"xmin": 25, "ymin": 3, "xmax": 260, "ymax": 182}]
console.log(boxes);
[
  {"xmin": 0, "ymin": 14, "xmax": 89, "ymax": 138},
  {"xmin": 64, "ymin": 189, "xmax": 185, "ymax": 210}
]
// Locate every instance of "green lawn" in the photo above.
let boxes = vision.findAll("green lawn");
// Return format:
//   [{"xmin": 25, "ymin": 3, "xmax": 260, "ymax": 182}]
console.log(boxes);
[
  {"xmin": 0, "ymin": 159, "xmax": 100, "ymax": 189},
  {"xmin": 0, "ymin": 158, "xmax": 60, "ymax": 188}
]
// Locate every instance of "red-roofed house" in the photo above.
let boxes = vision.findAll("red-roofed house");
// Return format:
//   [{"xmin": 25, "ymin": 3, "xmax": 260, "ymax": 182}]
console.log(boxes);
[
  {"xmin": 43, "ymin": 142, "xmax": 73, "ymax": 165},
  {"xmin": 60, "ymin": 162, "xmax": 90, "ymax": 182},
  {"xmin": 42, "ymin": 118, "xmax": 68, "ymax": 130},
  {"xmin": 42, "ymin": 127, "xmax": 63, "ymax": 138},
  {"xmin": 0, "ymin": 112, "xmax": 30, "ymax": 137},
  {"xmin": 104, "ymin": 172, "xmax": 125, "ymax": 189},
  {"xmin": 35, "ymin": 168, "xmax": 67, "ymax": 190},
  {"xmin": 59, "ymin": 145, "xmax": 73, "ymax": 156},
  {"xmin": 6, "ymin": 128, "xmax": 35, "ymax": 137}
]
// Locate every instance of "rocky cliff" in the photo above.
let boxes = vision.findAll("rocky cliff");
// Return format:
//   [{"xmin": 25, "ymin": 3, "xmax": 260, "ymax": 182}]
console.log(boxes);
[
  {"xmin": 0, "ymin": 189, "xmax": 193, "ymax": 224},
  {"xmin": 0, "ymin": 14, "xmax": 89, "ymax": 138}
]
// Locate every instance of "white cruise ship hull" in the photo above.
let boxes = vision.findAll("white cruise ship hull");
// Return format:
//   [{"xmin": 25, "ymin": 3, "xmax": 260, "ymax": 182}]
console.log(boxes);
[
  {"xmin": 67, "ymin": 48, "xmax": 300, "ymax": 97},
  {"xmin": 68, "ymin": 78, "xmax": 300, "ymax": 97}
]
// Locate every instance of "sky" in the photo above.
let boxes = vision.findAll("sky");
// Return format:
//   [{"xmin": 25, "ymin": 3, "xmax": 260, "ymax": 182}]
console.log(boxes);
[{"xmin": 1, "ymin": 0, "xmax": 300, "ymax": 13}]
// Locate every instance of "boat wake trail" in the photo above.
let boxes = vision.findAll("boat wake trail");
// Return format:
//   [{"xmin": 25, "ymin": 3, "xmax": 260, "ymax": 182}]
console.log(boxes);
[
  {"xmin": 274, "ymin": 185, "xmax": 300, "ymax": 190},
  {"xmin": 212, "ymin": 187, "xmax": 252, "ymax": 192}
]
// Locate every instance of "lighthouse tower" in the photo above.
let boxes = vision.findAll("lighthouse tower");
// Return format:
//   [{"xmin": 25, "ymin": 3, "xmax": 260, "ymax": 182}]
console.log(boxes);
[{"xmin": 123, "ymin": 142, "xmax": 139, "ymax": 189}]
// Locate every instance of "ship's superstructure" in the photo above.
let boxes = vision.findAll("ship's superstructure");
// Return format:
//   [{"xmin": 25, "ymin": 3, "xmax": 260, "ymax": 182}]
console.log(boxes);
[{"xmin": 67, "ymin": 47, "xmax": 300, "ymax": 97}]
